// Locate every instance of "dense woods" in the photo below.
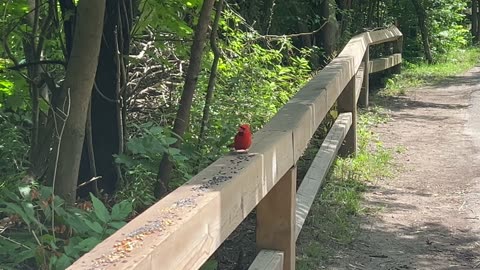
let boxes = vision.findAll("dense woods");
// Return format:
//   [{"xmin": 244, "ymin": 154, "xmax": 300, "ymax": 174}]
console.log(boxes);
[{"xmin": 0, "ymin": 0, "xmax": 475, "ymax": 268}]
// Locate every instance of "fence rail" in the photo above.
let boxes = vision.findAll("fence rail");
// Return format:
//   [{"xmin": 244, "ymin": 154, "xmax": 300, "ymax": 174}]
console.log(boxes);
[{"xmin": 68, "ymin": 26, "xmax": 403, "ymax": 270}]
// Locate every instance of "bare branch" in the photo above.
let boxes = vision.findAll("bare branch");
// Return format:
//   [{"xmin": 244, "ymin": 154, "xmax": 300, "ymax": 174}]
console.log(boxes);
[
  {"xmin": 258, "ymin": 21, "xmax": 328, "ymax": 40},
  {"xmin": 5, "ymin": 60, "xmax": 67, "ymax": 71}
]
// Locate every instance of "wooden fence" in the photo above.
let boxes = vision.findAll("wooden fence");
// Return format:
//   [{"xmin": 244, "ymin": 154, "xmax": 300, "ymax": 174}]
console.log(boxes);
[{"xmin": 69, "ymin": 26, "xmax": 403, "ymax": 270}]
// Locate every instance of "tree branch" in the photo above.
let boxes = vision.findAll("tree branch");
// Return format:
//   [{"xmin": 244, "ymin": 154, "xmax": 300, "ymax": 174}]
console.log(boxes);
[
  {"xmin": 257, "ymin": 21, "xmax": 328, "ymax": 40},
  {"xmin": 5, "ymin": 60, "xmax": 67, "ymax": 71}
]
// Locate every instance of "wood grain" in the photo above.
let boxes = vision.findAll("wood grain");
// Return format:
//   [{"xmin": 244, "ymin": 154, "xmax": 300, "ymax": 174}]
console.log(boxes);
[{"xmin": 256, "ymin": 167, "xmax": 296, "ymax": 270}]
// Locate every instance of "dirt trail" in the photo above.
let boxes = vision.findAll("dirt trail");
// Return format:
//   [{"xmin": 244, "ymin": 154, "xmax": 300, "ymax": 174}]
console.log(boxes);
[{"xmin": 327, "ymin": 67, "xmax": 480, "ymax": 270}]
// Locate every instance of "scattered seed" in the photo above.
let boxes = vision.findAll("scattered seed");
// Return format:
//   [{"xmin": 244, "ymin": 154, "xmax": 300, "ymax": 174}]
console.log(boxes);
[
  {"xmin": 174, "ymin": 198, "xmax": 196, "ymax": 208},
  {"xmin": 87, "ymin": 154, "xmax": 257, "ymax": 268}
]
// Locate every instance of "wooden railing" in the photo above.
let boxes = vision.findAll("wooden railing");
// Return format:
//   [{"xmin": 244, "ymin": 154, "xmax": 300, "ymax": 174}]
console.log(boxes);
[{"xmin": 69, "ymin": 26, "xmax": 403, "ymax": 270}]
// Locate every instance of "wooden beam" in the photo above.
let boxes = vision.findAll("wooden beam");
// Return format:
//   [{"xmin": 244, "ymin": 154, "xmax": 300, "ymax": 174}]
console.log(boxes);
[
  {"xmin": 359, "ymin": 47, "xmax": 369, "ymax": 108},
  {"xmin": 355, "ymin": 65, "xmax": 364, "ymax": 104},
  {"xmin": 248, "ymin": 250, "xmax": 284, "ymax": 270},
  {"xmin": 365, "ymin": 26, "xmax": 403, "ymax": 45},
  {"xmin": 337, "ymin": 75, "xmax": 357, "ymax": 157},
  {"xmin": 392, "ymin": 36, "xmax": 403, "ymax": 74},
  {"xmin": 295, "ymin": 113, "xmax": 352, "ymax": 239},
  {"xmin": 68, "ymin": 130, "xmax": 294, "ymax": 270},
  {"xmin": 256, "ymin": 167, "xmax": 296, "ymax": 270},
  {"xmin": 369, "ymin": 53, "xmax": 402, "ymax": 74}
]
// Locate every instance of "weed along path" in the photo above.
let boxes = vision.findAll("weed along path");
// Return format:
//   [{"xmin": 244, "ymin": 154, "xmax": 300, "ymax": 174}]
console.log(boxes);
[{"xmin": 321, "ymin": 67, "xmax": 480, "ymax": 269}]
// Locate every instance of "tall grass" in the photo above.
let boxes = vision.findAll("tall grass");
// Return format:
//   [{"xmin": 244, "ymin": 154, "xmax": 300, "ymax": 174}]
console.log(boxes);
[{"xmin": 296, "ymin": 107, "xmax": 394, "ymax": 269}]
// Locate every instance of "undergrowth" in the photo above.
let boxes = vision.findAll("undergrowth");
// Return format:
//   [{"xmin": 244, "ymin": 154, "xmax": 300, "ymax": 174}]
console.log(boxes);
[
  {"xmin": 0, "ymin": 185, "xmax": 133, "ymax": 269},
  {"xmin": 296, "ymin": 106, "xmax": 394, "ymax": 269},
  {"xmin": 381, "ymin": 47, "xmax": 480, "ymax": 96},
  {"xmin": 0, "ymin": 112, "xmax": 29, "ymax": 190}
]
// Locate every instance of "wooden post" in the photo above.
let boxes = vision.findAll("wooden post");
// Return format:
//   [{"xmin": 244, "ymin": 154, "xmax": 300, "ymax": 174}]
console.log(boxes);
[
  {"xmin": 337, "ymin": 75, "xmax": 357, "ymax": 157},
  {"xmin": 358, "ymin": 46, "xmax": 369, "ymax": 108},
  {"xmin": 382, "ymin": 42, "xmax": 393, "ymax": 78},
  {"xmin": 392, "ymin": 36, "xmax": 403, "ymax": 74},
  {"xmin": 256, "ymin": 166, "xmax": 296, "ymax": 270}
]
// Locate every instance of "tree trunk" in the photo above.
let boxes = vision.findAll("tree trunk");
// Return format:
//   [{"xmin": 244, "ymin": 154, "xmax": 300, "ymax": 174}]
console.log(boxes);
[
  {"xmin": 476, "ymin": 0, "xmax": 480, "ymax": 42},
  {"xmin": 25, "ymin": 0, "xmax": 75, "ymax": 185},
  {"xmin": 51, "ymin": 0, "xmax": 106, "ymax": 203},
  {"xmin": 78, "ymin": 0, "xmax": 133, "ymax": 197},
  {"xmin": 23, "ymin": 0, "xmax": 56, "ymax": 182},
  {"xmin": 59, "ymin": 0, "xmax": 76, "ymax": 59},
  {"xmin": 335, "ymin": 0, "xmax": 352, "ymax": 34},
  {"xmin": 24, "ymin": 0, "xmax": 43, "ymax": 179},
  {"xmin": 411, "ymin": 0, "xmax": 433, "ymax": 63},
  {"xmin": 366, "ymin": 0, "xmax": 376, "ymax": 27},
  {"xmin": 472, "ymin": 0, "xmax": 478, "ymax": 43},
  {"xmin": 155, "ymin": 0, "xmax": 216, "ymax": 198},
  {"xmin": 198, "ymin": 0, "xmax": 224, "ymax": 150},
  {"xmin": 317, "ymin": 0, "xmax": 339, "ymax": 63}
]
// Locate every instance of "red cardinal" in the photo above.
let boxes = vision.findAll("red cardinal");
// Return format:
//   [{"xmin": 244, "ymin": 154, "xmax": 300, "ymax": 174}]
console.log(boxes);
[{"xmin": 234, "ymin": 124, "xmax": 252, "ymax": 151}]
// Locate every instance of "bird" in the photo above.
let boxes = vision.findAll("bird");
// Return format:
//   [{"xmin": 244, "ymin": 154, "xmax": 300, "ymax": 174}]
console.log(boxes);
[{"xmin": 233, "ymin": 124, "xmax": 252, "ymax": 152}]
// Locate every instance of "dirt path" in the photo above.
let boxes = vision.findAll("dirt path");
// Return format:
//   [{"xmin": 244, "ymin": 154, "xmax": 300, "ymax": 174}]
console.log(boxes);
[{"xmin": 327, "ymin": 67, "xmax": 480, "ymax": 269}]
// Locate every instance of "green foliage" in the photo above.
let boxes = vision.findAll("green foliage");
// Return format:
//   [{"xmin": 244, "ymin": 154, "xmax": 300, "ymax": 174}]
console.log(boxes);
[
  {"xmin": 426, "ymin": 0, "xmax": 470, "ymax": 59},
  {"xmin": 336, "ymin": 110, "xmax": 393, "ymax": 182},
  {"xmin": 115, "ymin": 122, "xmax": 188, "ymax": 210},
  {"xmin": 187, "ymin": 9, "xmax": 313, "ymax": 170},
  {"xmin": 0, "ymin": 112, "xmax": 29, "ymax": 189},
  {"xmin": 135, "ymin": 0, "xmax": 202, "ymax": 37},
  {"xmin": 350, "ymin": 0, "xmax": 471, "ymax": 61},
  {"xmin": 1, "ymin": 0, "xmax": 65, "ymax": 112},
  {"xmin": 381, "ymin": 47, "xmax": 480, "ymax": 96},
  {"xmin": 0, "ymin": 0, "xmax": 29, "ymax": 60},
  {"xmin": 403, "ymin": 0, "xmax": 471, "ymax": 60},
  {"xmin": 0, "ymin": 60, "xmax": 30, "ymax": 111},
  {"xmin": 0, "ymin": 184, "xmax": 133, "ymax": 269},
  {"xmin": 200, "ymin": 259, "xmax": 218, "ymax": 270}
]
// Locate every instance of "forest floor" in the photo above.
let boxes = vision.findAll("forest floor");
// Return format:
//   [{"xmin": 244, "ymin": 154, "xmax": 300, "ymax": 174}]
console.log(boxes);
[{"xmin": 321, "ymin": 67, "xmax": 480, "ymax": 269}]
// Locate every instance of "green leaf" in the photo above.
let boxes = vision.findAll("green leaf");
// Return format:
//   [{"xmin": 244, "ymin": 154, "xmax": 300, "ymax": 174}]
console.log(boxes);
[
  {"xmin": 0, "ymin": 80, "xmax": 14, "ymax": 95},
  {"xmin": 1, "ymin": 189, "xmax": 20, "ymax": 201},
  {"xmin": 41, "ymin": 234, "xmax": 59, "ymax": 249},
  {"xmin": 105, "ymin": 228, "xmax": 116, "ymax": 235},
  {"xmin": 200, "ymin": 260, "xmax": 218, "ymax": 270},
  {"xmin": 39, "ymin": 186, "xmax": 54, "ymax": 200},
  {"xmin": 84, "ymin": 220, "xmax": 103, "ymax": 234},
  {"xmin": 13, "ymin": 249, "xmax": 35, "ymax": 264},
  {"xmin": 164, "ymin": 137, "xmax": 177, "ymax": 145},
  {"xmin": 77, "ymin": 237, "xmax": 102, "ymax": 252},
  {"xmin": 149, "ymin": 126, "xmax": 163, "ymax": 135},
  {"xmin": 54, "ymin": 254, "xmax": 73, "ymax": 270},
  {"xmin": 114, "ymin": 153, "xmax": 136, "ymax": 167},
  {"xmin": 108, "ymin": 221, "xmax": 126, "ymax": 230},
  {"xmin": 64, "ymin": 237, "xmax": 82, "ymax": 257},
  {"xmin": 22, "ymin": 202, "xmax": 47, "ymax": 231},
  {"xmin": 89, "ymin": 193, "xmax": 110, "ymax": 223},
  {"xmin": 2, "ymin": 202, "xmax": 31, "ymax": 227},
  {"xmin": 168, "ymin": 148, "xmax": 181, "ymax": 156},
  {"xmin": 110, "ymin": 200, "xmax": 132, "ymax": 221},
  {"xmin": 18, "ymin": 185, "xmax": 31, "ymax": 200},
  {"xmin": 127, "ymin": 138, "xmax": 147, "ymax": 154}
]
